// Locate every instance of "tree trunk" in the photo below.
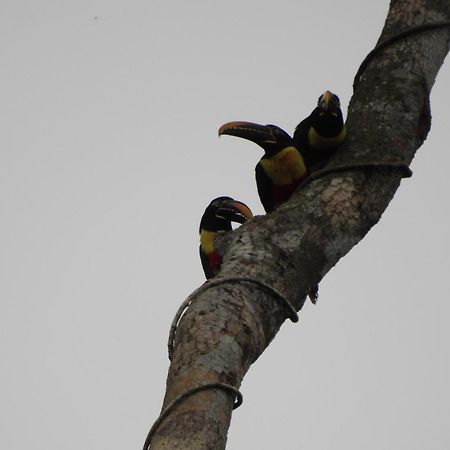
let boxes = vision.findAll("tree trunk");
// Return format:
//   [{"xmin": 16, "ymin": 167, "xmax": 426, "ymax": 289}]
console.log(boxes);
[{"xmin": 145, "ymin": 1, "xmax": 450, "ymax": 448}]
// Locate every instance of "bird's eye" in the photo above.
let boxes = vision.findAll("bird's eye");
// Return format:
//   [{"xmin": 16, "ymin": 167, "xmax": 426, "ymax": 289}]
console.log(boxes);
[
  {"xmin": 317, "ymin": 95, "xmax": 323, "ymax": 105},
  {"xmin": 333, "ymin": 95, "xmax": 340, "ymax": 106}
]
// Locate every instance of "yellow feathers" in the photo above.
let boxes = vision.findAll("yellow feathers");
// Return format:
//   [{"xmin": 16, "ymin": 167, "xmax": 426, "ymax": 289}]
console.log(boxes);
[
  {"xmin": 259, "ymin": 146, "xmax": 307, "ymax": 185},
  {"xmin": 200, "ymin": 229, "xmax": 216, "ymax": 254},
  {"xmin": 308, "ymin": 126, "xmax": 347, "ymax": 149}
]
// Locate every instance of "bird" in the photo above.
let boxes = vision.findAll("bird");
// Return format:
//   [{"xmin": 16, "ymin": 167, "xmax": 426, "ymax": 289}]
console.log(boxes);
[
  {"xmin": 293, "ymin": 90, "xmax": 346, "ymax": 170},
  {"xmin": 218, "ymin": 122, "xmax": 308, "ymax": 213},
  {"xmin": 199, "ymin": 196, "xmax": 253, "ymax": 279}
]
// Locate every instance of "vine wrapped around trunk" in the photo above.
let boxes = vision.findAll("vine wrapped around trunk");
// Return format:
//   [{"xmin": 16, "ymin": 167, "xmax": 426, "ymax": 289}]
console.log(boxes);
[{"xmin": 145, "ymin": 1, "xmax": 450, "ymax": 448}]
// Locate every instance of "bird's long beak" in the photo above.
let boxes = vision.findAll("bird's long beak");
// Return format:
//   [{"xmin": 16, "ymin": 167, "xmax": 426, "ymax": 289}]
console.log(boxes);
[
  {"xmin": 218, "ymin": 121, "xmax": 277, "ymax": 145},
  {"xmin": 216, "ymin": 199, "xmax": 253, "ymax": 224}
]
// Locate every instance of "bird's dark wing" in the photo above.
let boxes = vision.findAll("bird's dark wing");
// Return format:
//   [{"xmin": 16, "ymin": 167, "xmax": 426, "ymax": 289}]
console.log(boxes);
[
  {"xmin": 199, "ymin": 246, "xmax": 215, "ymax": 279},
  {"xmin": 293, "ymin": 114, "xmax": 318, "ymax": 167},
  {"xmin": 255, "ymin": 162, "xmax": 274, "ymax": 213}
]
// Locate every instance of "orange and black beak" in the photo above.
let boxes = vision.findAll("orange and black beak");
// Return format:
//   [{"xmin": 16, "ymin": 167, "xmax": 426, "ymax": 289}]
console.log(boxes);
[
  {"xmin": 215, "ymin": 199, "xmax": 253, "ymax": 225},
  {"xmin": 219, "ymin": 121, "xmax": 278, "ymax": 146}
]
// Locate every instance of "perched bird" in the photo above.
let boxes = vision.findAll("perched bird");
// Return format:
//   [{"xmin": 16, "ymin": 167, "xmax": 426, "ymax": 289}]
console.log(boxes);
[
  {"xmin": 199, "ymin": 196, "xmax": 253, "ymax": 279},
  {"xmin": 293, "ymin": 91, "xmax": 346, "ymax": 170},
  {"xmin": 219, "ymin": 122, "xmax": 308, "ymax": 213}
]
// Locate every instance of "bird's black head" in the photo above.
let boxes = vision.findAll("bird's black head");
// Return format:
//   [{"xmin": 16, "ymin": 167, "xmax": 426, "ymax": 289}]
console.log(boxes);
[
  {"xmin": 311, "ymin": 90, "xmax": 345, "ymax": 137},
  {"xmin": 219, "ymin": 122, "xmax": 295, "ymax": 158},
  {"xmin": 317, "ymin": 91, "xmax": 342, "ymax": 115},
  {"xmin": 199, "ymin": 196, "xmax": 253, "ymax": 233}
]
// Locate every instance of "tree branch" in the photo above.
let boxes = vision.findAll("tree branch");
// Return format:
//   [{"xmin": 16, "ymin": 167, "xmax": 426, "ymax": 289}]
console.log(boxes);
[{"xmin": 145, "ymin": 1, "xmax": 450, "ymax": 448}]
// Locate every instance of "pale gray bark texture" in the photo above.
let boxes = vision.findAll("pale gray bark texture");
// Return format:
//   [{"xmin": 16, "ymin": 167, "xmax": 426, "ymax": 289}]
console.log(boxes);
[{"xmin": 147, "ymin": 1, "xmax": 450, "ymax": 448}]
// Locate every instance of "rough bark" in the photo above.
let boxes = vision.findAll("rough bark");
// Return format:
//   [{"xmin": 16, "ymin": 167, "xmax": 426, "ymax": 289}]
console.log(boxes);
[{"xmin": 146, "ymin": 1, "xmax": 450, "ymax": 448}]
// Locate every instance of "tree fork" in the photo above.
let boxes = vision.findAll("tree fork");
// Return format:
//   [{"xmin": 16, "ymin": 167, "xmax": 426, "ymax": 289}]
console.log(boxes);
[{"xmin": 144, "ymin": 1, "xmax": 450, "ymax": 448}]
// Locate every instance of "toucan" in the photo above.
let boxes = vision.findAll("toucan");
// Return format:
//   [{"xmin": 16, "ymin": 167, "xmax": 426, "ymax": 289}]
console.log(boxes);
[
  {"xmin": 218, "ymin": 122, "xmax": 308, "ymax": 213},
  {"xmin": 293, "ymin": 91, "xmax": 346, "ymax": 170},
  {"xmin": 199, "ymin": 196, "xmax": 253, "ymax": 279}
]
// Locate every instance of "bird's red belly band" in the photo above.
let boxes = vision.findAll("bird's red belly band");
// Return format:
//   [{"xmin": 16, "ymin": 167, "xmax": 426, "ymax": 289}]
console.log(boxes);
[
  {"xmin": 272, "ymin": 184, "xmax": 296, "ymax": 208},
  {"xmin": 208, "ymin": 251, "xmax": 223, "ymax": 276}
]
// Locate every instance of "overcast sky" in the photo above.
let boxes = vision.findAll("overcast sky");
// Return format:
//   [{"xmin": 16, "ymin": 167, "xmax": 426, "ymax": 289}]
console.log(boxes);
[{"xmin": 1, "ymin": 1, "xmax": 449, "ymax": 449}]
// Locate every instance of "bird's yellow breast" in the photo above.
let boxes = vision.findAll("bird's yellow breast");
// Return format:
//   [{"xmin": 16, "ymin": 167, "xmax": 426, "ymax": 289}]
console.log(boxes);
[
  {"xmin": 308, "ymin": 126, "xmax": 347, "ymax": 148},
  {"xmin": 259, "ymin": 146, "xmax": 307, "ymax": 185},
  {"xmin": 200, "ymin": 229, "xmax": 216, "ymax": 254}
]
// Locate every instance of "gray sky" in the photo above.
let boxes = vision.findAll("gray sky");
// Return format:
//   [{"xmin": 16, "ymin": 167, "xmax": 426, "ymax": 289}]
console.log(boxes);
[{"xmin": 1, "ymin": 1, "xmax": 449, "ymax": 449}]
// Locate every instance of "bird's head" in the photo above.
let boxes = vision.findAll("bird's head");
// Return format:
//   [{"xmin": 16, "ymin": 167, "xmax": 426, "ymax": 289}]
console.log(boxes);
[
  {"xmin": 199, "ymin": 196, "xmax": 253, "ymax": 233},
  {"xmin": 317, "ymin": 91, "xmax": 342, "ymax": 117}
]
